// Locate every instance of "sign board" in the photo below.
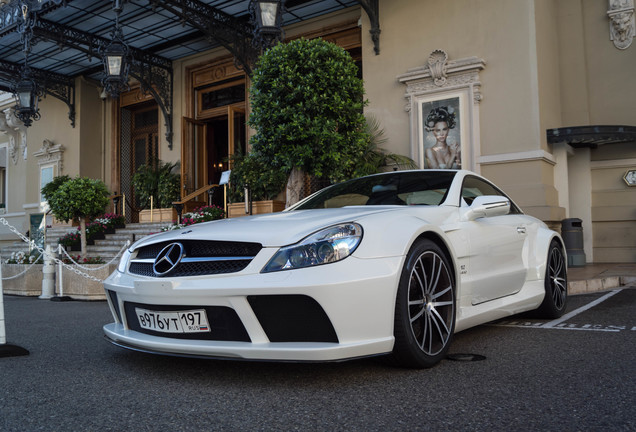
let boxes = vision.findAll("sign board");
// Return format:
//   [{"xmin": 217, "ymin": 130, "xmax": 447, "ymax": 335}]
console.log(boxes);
[{"xmin": 220, "ymin": 170, "xmax": 231, "ymax": 186}]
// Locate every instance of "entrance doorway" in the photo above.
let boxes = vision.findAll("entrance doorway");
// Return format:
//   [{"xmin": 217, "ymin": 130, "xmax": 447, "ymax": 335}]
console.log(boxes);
[
  {"xmin": 120, "ymin": 101, "xmax": 159, "ymax": 222},
  {"xmin": 206, "ymin": 109, "xmax": 246, "ymax": 207},
  {"xmin": 182, "ymin": 105, "xmax": 246, "ymax": 210}
]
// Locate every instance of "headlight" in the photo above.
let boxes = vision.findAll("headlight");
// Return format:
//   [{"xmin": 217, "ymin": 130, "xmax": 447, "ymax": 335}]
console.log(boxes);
[
  {"xmin": 262, "ymin": 223, "xmax": 363, "ymax": 273},
  {"xmin": 117, "ymin": 248, "xmax": 132, "ymax": 273}
]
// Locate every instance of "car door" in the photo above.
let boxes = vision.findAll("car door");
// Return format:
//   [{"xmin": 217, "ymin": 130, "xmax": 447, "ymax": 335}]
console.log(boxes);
[{"xmin": 459, "ymin": 176, "xmax": 528, "ymax": 305}]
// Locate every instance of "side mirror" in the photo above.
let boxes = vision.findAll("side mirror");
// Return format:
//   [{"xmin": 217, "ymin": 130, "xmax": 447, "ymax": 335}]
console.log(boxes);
[{"xmin": 461, "ymin": 195, "xmax": 510, "ymax": 221}]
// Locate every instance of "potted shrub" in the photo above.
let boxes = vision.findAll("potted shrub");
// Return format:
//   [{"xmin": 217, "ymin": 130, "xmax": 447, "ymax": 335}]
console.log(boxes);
[
  {"xmin": 93, "ymin": 213, "xmax": 125, "ymax": 233},
  {"xmin": 86, "ymin": 220, "xmax": 107, "ymax": 240},
  {"xmin": 58, "ymin": 231, "xmax": 81, "ymax": 251},
  {"xmin": 227, "ymin": 150, "xmax": 287, "ymax": 218},
  {"xmin": 133, "ymin": 159, "xmax": 180, "ymax": 222},
  {"xmin": 161, "ymin": 205, "xmax": 225, "ymax": 231}
]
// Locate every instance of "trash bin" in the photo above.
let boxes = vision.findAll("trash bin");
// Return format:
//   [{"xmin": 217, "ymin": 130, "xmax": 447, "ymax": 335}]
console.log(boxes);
[{"xmin": 561, "ymin": 218, "xmax": 586, "ymax": 267}]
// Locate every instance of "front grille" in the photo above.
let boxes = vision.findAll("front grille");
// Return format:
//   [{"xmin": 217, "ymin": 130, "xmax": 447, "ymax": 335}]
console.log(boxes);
[{"xmin": 129, "ymin": 240, "xmax": 262, "ymax": 277}]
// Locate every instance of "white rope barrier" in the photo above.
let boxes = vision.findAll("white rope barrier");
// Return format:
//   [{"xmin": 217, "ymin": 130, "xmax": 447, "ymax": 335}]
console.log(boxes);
[
  {"xmin": 58, "ymin": 241, "xmax": 130, "ymax": 271},
  {"xmin": 0, "ymin": 217, "xmax": 130, "ymax": 284}
]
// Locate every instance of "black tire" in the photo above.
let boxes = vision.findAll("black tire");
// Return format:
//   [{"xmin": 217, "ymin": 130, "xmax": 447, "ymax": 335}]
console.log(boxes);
[
  {"xmin": 535, "ymin": 240, "xmax": 568, "ymax": 318},
  {"xmin": 389, "ymin": 239, "xmax": 456, "ymax": 368}
]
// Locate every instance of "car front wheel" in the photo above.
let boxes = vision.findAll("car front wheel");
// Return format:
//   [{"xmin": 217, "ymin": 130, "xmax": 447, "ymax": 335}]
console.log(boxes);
[
  {"xmin": 536, "ymin": 240, "xmax": 568, "ymax": 318},
  {"xmin": 389, "ymin": 239, "xmax": 456, "ymax": 368}
]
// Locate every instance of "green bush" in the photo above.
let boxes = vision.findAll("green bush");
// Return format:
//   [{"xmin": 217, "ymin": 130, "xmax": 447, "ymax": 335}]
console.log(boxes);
[
  {"xmin": 133, "ymin": 160, "xmax": 180, "ymax": 209},
  {"xmin": 248, "ymin": 38, "xmax": 369, "ymax": 184},
  {"xmin": 228, "ymin": 150, "xmax": 287, "ymax": 202}
]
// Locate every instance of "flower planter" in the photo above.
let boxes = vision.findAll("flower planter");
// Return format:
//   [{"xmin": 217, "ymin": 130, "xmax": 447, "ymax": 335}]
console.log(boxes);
[
  {"xmin": 139, "ymin": 208, "xmax": 177, "ymax": 223},
  {"xmin": 1, "ymin": 264, "xmax": 43, "ymax": 296},
  {"xmin": 59, "ymin": 263, "xmax": 115, "ymax": 300},
  {"xmin": 89, "ymin": 232, "xmax": 105, "ymax": 241},
  {"xmin": 0, "ymin": 263, "xmax": 114, "ymax": 300},
  {"xmin": 227, "ymin": 200, "xmax": 285, "ymax": 218},
  {"xmin": 104, "ymin": 227, "xmax": 116, "ymax": 235}
]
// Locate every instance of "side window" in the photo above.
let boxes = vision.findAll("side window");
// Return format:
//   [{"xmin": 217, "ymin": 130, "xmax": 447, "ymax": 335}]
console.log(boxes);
[{"xmin": 461, "ymin": 176, "xmax": 521, "ymax": 214}]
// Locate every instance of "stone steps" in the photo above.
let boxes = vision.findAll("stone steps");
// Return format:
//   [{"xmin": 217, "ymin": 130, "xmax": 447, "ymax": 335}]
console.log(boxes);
[{"xmin": 1, "ymin": 222, "xmax": 167, "ymax": 261}]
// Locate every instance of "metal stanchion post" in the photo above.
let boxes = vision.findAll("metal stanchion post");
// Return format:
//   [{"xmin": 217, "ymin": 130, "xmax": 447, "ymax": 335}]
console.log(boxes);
[
  {"xmin": 40, "ymin": 245, "xmax": 55, "ymax": 299},
  {"xmin": 51, "ymin": 244, "xmax": 71, "ymax": 302}
]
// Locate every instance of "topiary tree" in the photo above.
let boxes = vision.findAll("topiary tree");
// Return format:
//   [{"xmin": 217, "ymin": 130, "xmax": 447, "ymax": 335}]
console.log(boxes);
[
  {"xmin": 248, "ymin": 38, "xmax": 369, "ymax": 206},
  {"xmin": 46, "ymin": 177, "xmax": 110, "ymax": 257},
  {"xmin": 41, "ymin": 175, "xmax": 71, "ymax": 204}
]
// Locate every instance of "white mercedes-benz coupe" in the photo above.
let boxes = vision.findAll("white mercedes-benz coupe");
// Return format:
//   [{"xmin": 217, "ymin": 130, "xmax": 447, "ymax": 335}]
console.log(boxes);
[{"xmin": 103, "ymin": 170, "xmax": 567, "ymax": 368}]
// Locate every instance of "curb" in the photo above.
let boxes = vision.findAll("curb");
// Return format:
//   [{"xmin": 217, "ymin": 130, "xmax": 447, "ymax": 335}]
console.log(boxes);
[{"xmin": 569, "ymin": 276, "xmax": 636, "ymax": 295}]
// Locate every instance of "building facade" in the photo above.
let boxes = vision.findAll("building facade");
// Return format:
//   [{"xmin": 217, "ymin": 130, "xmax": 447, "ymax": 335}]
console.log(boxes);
[{"xmin": 0, "ymin": 0, "xmax": 634, "ymax": 263}]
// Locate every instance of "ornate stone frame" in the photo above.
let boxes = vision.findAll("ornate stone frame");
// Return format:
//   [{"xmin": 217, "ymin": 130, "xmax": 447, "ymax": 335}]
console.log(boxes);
[
  {"xmin": 33, "ymin": 139, "xmax": 64, "ymax": 210},
  {"xmin": 397, "ymin": 50, "xmax": 485, "ymax": 172}
]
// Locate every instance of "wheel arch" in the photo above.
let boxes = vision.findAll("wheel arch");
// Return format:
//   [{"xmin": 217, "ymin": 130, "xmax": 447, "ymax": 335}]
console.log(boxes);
[
  {"xmin": 409, "ymin": 230, "xmax": 458, "ymax": 287},
  {"xmin": 536, "ymin": 231, "xmax": 567, "ymax": 280}
]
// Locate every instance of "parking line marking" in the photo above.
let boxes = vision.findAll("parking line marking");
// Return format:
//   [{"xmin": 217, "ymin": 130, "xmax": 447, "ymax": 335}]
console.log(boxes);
[
  {"xmin": 491, "ymin": 289, "xmax": 628, "ymax": 332},
  {"xmin": 543, "ymin": 289, "xmax": 622, "ymax": 328}
]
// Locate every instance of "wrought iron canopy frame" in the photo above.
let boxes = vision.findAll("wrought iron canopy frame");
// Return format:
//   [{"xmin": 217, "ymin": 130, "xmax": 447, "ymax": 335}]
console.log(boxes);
[
  {"xmin": 149, "ymin": 0, "xmax": 259, "ymax": 74},
  {"xmin": 31, "ymin": 17, "xmax": 175, "ymax": 146},
  {"xmin": 356, "ymin": 0, "xmax": 380, "ymax": 55},
  {"xmin": 0, "ymin": 59, "xmax": 76, "ymax": 127},
  {"xmin": 0, "ymin": 0, "xmax": 380, "ymax": 141}
]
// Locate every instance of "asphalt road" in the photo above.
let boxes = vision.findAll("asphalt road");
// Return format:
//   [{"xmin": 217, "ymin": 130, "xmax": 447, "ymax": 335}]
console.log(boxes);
[{"xmin": 1, "ymin": 287, "xmax": 634, "ymax": 432}]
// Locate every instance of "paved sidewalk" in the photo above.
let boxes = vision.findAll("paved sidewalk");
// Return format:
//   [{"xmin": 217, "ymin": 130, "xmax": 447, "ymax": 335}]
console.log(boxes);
[{"xmin": 568, "ymin": 262, "xmax": 636, "ymax": 294}]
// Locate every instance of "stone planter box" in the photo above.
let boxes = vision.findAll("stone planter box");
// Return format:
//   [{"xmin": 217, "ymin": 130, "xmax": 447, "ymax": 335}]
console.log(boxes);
[
  {"xmin": 1, "ymin": 263, "xmax": 115, "ymax": 301},
  {"xmin": 139, "ymin": 208, "xmax": 177, "ymax": 223},
  {"xmin": 58, "ymin": 263, "xmax": 116, "ymax": 301},
  {"xmin": 1, "ymin": 264, "xmax": 43, "ymax": 296},
  {"xmin": 227, "ymin": 200, "xmax": 285, "ymax": 218}
]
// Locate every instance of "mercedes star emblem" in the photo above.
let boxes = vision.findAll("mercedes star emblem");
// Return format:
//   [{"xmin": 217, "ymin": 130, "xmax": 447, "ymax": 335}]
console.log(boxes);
[{"xmin": 153, "ymin": 243, "xmax": 185, "ymax": 276}]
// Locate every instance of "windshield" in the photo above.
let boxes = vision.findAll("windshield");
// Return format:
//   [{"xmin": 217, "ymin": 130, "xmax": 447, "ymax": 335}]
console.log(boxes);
[{"xmin": 292, "ymin": 171, "xmax": 457, "ymax": 210}]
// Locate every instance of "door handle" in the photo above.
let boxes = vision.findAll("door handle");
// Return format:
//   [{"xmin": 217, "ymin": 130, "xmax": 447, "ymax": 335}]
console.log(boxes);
[{"xmin": 517, "ymin": 227, "xmax": 526, "ymax": 234}]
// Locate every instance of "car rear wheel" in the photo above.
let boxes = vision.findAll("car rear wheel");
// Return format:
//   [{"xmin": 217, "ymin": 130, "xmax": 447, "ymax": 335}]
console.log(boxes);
[
  {"xmin": 389, "ymin": 239, "xmax": 455, "ymax": 368},
  {"xmin": 535, "ymin": 240, "xmax": 568, "ymax": 318}
]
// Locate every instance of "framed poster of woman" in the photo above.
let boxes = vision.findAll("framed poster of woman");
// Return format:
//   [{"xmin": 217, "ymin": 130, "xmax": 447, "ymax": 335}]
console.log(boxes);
[{"xmin": 418, "ymin": 93, "xmax": 468, "ymax": 169}]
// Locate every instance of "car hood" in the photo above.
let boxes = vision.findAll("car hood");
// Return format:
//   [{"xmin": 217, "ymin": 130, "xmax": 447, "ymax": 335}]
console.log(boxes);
[{"xmin": 135, "ymin": 207, "xmax": 399, "ymax": 248}]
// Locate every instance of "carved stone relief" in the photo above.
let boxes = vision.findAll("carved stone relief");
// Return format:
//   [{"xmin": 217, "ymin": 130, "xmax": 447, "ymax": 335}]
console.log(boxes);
[
  {"xmin": 0, "ymin": 108, "xmax": 27, "ymax": 164},
  {"xmin": 608, "ymin": 0, "xmax": 635, "ymax": 49},
  {"xmin": 34, "ymin": 139, "xmax": 65, "ymax": 175}
]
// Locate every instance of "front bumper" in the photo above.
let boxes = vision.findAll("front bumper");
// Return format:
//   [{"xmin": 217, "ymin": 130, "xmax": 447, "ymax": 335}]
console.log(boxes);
[{"xmin": 103, "ymin": 255, "xmax": 402, "ymax": 361}]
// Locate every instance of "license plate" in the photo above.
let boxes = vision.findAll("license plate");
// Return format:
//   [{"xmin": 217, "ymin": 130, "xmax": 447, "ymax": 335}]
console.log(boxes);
[{"xmin": 135, "ymin": 308, "xmax": 211, "ymax": 333}]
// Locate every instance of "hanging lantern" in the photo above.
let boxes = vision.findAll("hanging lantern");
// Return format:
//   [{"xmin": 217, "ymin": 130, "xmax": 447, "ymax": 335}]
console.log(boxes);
[
  {"xmin": 250, "ymin": 0, "xmax": 284, "ymax": 50},
  {"xmin": 101, "ymin": 34, "xmax": 130, "ymax": 97},
  {"xmin": 13, "ymin": 70, "xmax": 41, "ymax": 127},
  {"xmin": 100, "ymin": 0, "xmax": 130, "ymax": 97}
]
